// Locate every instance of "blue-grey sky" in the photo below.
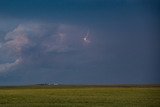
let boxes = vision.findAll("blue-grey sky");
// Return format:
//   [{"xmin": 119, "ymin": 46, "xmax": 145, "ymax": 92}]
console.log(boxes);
[{"xmin": 0, "ymin": 0, "xmax": 160, "ymax": 85}]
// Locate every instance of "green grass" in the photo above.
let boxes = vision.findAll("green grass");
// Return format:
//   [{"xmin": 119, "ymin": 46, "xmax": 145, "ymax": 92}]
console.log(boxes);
[{"xmin": 0, "ymin": 86, "xmax": 159, "ymax": 107}]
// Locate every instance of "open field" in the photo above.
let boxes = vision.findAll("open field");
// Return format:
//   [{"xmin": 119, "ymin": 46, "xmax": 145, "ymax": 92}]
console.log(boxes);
[{"xmin": 0, "ymin": 86, "xmax": 160, "ymax": 107}]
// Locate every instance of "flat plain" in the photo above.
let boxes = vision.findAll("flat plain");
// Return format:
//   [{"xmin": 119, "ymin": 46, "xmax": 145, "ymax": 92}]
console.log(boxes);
[{"xmin": 0, "ymin": 86, "xmax": 160, "ymax": 107}]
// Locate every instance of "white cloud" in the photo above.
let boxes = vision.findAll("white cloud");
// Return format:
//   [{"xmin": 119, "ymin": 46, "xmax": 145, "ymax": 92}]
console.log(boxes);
[
  {"xmin": 0, "ymin": 58, "xmax": 22, "ymax": 73},
  {"xmin": 4, "ymin": 35, "xmax": 30, "ymax": 53}
]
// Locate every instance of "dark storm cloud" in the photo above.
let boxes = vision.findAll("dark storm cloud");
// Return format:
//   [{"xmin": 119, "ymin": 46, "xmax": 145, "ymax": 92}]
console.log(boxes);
[{"xmin": 0, "ymin": 22, "xmax": 92, "ymax": 73}]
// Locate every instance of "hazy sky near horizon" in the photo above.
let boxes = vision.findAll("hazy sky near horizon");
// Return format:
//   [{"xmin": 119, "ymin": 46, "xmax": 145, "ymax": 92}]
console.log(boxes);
[{"xmin": 0, "ymin": 0, "xmax": 160, "ymax": 85}]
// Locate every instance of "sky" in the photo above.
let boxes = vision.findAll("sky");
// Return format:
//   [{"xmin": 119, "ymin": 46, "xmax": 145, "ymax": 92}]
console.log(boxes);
[{"xmin": 0, "ymin": 0, "xmax": 160, "ymax": 85}]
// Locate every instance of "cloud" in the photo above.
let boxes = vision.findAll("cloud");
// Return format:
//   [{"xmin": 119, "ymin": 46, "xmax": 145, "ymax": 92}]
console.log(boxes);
[
  {"xmin": 0, "ymin": 22, "xmax": 89, "ymax": 72},
  {"xmin": 0, "ymin": 58, "xmax": 22, "ymax": 73}
]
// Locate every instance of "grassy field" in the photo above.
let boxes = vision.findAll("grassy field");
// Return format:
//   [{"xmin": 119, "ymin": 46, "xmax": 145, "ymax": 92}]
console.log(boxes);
[{"xmin": 0, "ymin": 86, "xmax": 160, "ymax": 107}]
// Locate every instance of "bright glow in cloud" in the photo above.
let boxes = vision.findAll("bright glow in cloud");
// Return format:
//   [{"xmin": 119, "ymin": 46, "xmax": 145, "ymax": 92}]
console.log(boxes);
[{"xmin": 83, "ymin": 30, "xmax": 91, "ymax": 44}]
